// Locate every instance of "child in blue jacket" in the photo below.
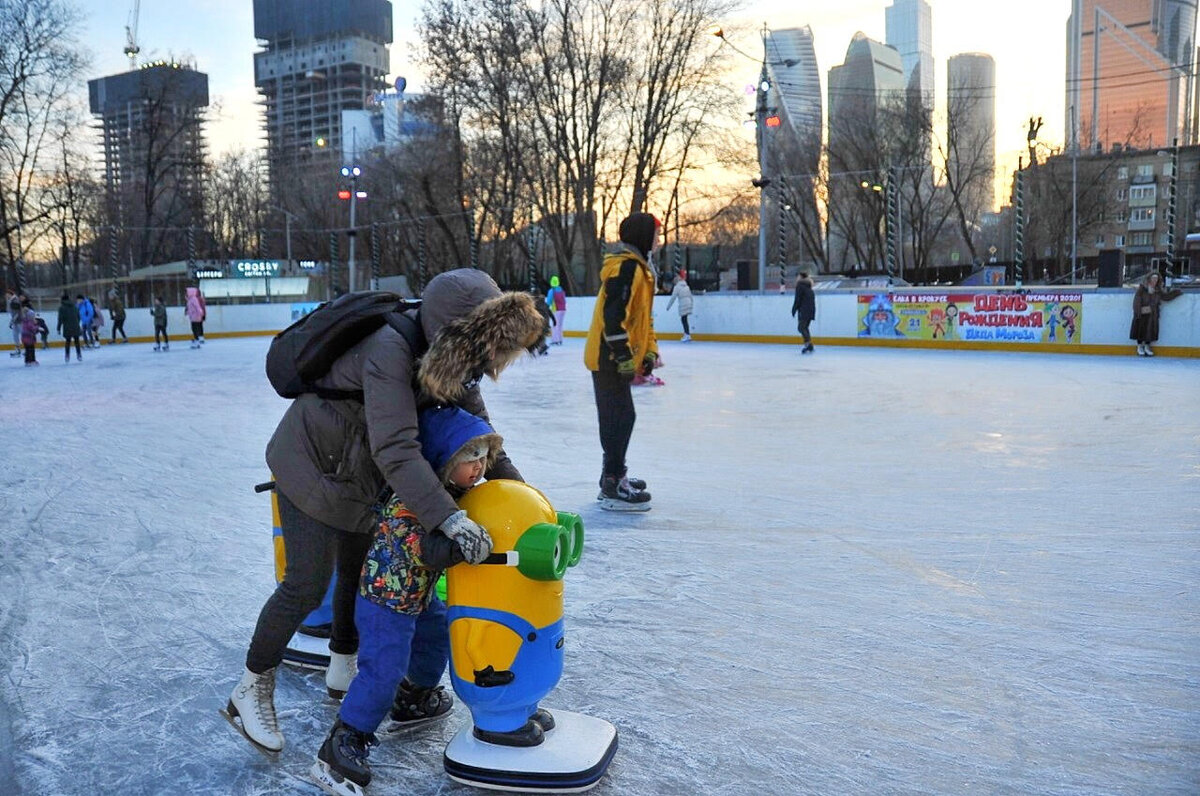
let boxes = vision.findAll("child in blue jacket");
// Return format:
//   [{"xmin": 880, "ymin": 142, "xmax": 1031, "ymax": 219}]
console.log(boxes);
[{"xmin": 311, "ymin": 405, "xmax": 502, "ymax": 795}]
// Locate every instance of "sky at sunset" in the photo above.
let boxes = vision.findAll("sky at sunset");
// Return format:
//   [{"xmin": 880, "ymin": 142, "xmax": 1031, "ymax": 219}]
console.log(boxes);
[{"xmin": 79, "ymin": 0, "xmax": 1069, "ymax": 201}]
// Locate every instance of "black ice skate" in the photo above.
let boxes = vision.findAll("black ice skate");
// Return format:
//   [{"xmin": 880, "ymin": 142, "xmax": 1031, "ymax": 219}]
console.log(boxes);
[
  {"xmin": 381, "ymin": 679, "xmax": 452, "ymax": 733},
  {"xmin": 595, "ymin": 474, "xmax": 647, "ymax": 500},
  {"xmin": 598, "ymin": 474, "xmax": 651, "ymax": 512},
  {"xmin": 310, "ymin": 719, "xmax": 377, "ymax": 796}
]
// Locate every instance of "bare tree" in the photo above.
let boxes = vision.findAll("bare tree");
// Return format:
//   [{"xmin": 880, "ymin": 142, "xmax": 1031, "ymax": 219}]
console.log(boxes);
[
  {"xmin": 42, "ymin": 127, "xmax": 100, "ymax": 284},
  {"xmin": 0, "ymin": 0, "xmax": 87, "ymax": 290},
  {"xmin": 420, "ymin": 0, "xmax": 742, "ymax": 293},
  {"xmin": 205, "ymin": 149, "xmax": 269, "ymax": 261}
]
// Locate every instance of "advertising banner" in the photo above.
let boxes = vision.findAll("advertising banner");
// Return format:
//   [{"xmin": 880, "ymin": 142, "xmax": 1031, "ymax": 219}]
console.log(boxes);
[
  {"xmin": 232, "ymin": 259, "xmax": 281, "ymax": 279},
  {"xmin": 857, "ymin": 292, "xmax": 1083, "ymax": 344}
]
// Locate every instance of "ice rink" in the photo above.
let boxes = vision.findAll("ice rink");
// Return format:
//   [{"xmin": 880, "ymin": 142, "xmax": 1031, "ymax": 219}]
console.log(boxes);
[{"xmin": 1, "ymin": 336, "xmax": 1198, "ymax": 795}]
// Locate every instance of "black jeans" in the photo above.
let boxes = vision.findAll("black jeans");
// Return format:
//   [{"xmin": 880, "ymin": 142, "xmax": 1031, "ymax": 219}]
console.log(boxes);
[
  {"xmin": 63, "ymin": 335, "xmax": 80, "ymax": 359},
  {"xmin": 111, "ymin": 318, "xmax": 127, "ymax": 341},
  {"xmin": 190, "ymin": 321, "xmax": 204, "ymax": 341},
  {"xmin": 592, "ymin": 362, "xmax": 636, "ymax": 478},
  {"xmin": 798, "ymin": 320, "xmax": 812, "ymax": 345},
  {"xmin": 245, "ymin": 490, "xmax": 372, "ymax": 673},
  {"xmin": 154, "ymin": 325, "xmax": 168, "ymax": 345}
]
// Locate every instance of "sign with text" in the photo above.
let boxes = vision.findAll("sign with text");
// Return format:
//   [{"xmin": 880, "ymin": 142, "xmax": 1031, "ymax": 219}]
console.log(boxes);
[
  {"xmin": 857, "ymin": 292, "xmax": 1084, "ymax": 344},
  {"xmin": 231, "ymin": 259, "xmax": 281, "ymax": 279}
]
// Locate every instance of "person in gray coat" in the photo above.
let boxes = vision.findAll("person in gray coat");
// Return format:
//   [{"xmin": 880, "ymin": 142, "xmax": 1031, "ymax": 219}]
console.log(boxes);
[{"xmin": 226, "ymin": 269, "xmax": 548, "ymax": 756}]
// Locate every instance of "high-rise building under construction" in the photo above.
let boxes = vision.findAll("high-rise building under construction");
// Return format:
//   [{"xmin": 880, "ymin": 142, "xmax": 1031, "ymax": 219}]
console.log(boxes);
[{"xmin": 253, "ymin": 0, "xmax": 393, "ymax": 173}]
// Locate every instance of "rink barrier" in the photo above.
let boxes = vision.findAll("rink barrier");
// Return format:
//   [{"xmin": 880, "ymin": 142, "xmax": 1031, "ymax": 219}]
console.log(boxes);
[{"xmin": 7, "ymin": 289, "xmax": 1198, "ymax": 357}]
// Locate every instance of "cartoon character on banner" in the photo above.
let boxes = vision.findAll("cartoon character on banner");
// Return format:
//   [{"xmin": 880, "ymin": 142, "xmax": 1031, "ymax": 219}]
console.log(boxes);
[{"xmin": 860, "ymin": 294, "xmax": 905, "ymax": 338}]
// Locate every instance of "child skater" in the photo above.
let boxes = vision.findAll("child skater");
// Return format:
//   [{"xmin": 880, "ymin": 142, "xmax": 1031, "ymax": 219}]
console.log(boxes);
[
  {"xmin": 151, "ymin": 296, "xmax": 169, "ymax": 351},
  {"xmin": 310, "ymin": 405, "xmax": 503, "ymax": 796}
]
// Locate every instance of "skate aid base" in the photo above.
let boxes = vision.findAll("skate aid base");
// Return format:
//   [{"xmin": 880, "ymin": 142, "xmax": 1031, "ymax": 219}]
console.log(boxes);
[{"xmin": 443, "ymin": 709, "xmax": 617, "ymax": 792}]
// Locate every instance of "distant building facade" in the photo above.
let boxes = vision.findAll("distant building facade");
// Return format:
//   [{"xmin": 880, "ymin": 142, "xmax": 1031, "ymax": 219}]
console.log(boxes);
[
  {"xmin": 88, "ymin": 62, "xmax": 210, "ymax": 265},
  {"xmin": 340, "ymin": 90, "xmax": 444, "ymax": 163},
  {"xmin": 947, "ymin": 53, "xmax": 997, "ymax": 212},
  {"xmin": 885, "ymin": 0, "xmax": 934, "ymax": 101},
  {"xmin": 253, "ymin": 0, "xmax": 393, "ymax": 175},
  {"xmin": 827, "ymin": 33, "xmax": 906, "ymax": 270},
  {"xmin": 1019, "ymin": 143, "xmax": 1200, "ymax": 280},
  {"xmin": 1066, "ymin": 0, "xmax": 1198, "ymax": 151},
  {"xmin": 764, "ymin": 27, "xmax": 824, "ymax": 270}
]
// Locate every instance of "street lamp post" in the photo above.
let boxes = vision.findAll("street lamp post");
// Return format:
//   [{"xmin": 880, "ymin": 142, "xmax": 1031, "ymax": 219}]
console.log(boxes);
[
  {"xmin": 712, "ymin": 25, "xmax": 796, "ymax": 291},
  {"xmin": 341, "ymin": 165, "xmax": 362, "ymax": 292}
]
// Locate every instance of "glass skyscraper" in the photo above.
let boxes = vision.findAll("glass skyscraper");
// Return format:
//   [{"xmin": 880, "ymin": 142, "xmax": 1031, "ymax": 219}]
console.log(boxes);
[{"xmin": 885, "ymin": 0, "xmax": 934, "ymax": 101}]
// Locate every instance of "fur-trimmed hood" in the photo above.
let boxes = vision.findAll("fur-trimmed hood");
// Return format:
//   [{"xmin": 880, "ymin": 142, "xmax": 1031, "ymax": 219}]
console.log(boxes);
[{"xmin": 418, "ymin": 290, "xmax": 547, "ymax": 403}]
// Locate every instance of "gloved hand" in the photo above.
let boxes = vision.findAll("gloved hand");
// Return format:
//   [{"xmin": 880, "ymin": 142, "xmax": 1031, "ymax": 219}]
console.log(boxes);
[
  {"xmin": 439, "ymin": 510, "xmax": 492, "ymax": 564},
  {"xmin": 615, "ymin": 355, "xmax": 636, "ymax": 382},
  {"xmin": 641, "ymin": 351, "xmax": 658, "ymax": 376}
]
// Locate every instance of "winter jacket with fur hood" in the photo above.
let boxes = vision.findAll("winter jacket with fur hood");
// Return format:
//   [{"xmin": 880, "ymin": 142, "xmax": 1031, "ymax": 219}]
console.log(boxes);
[{"xmin": 266, "ymin": 269, "xmax": 547, "ymax": 536}]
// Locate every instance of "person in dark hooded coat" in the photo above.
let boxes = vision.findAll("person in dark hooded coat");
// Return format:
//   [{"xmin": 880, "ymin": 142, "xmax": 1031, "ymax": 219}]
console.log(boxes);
[
  {"xmin": 791, "ymin": 271, "xmax": 816, "ymax": 353},
  {"xmin": 56, "ymin": 292, "xmax": 82, "ymax": 362},
  {"xmin": 225, "ymin": 268, "xmax": 547, "ymax": 757}
]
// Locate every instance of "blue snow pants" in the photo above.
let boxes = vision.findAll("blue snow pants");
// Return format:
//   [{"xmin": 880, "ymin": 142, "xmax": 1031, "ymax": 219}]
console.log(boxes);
[{"xmin": 338, "ymin": 593, "xmax": 450, "ymax": 734}]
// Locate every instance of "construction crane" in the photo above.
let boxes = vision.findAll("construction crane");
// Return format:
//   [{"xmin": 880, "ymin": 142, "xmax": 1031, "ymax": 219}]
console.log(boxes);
[{"xmin": 124, "ymin": 0, "xmax": 141, "ymax": 69}]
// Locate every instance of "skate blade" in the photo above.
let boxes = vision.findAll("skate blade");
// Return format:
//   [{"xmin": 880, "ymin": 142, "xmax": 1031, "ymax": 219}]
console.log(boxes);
[
  {"xmin": 379, "ymin": 710, "xmax": 451, "ymax": 735},
  {"xmin": 219, "ymin": 707, "xmax": 282, "ymax": 759},
  {"xmin": 598, "ymin": 498, "xmax": 651, "ymax": 512},
  {"xmin": 310, "ymin": 760, "xmax": 367, "ymax": 796}
]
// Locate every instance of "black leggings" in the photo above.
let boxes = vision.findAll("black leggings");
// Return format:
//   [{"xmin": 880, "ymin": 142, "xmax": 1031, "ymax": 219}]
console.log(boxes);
[
  {"xmin": 190, "ymin": 321, "xmax": 204, "ymax": 341},
  {"xmin": 592, "ymin": 363, "xmax": 637, "ymax": 478},
  {"xmin": 246, "ymin": 491, "xmax": 372, "ymax": 672},
  {"xmin": 111, "ymin": 318, "xmax": 127, "ymax": 341},
  {"xmin": 63, "ymin": 335, "xmax": 81, "ymax": 359},
  {"xmin": 798, "ymin": 320, "xmax": 812, "ymax": 345},
  {"xmin": 681, "ymin": 314, "xmax": 690, "ymax": 335},
  {"xmin": 155, "ymin": 325, "xmax": 168, "ymax": 345}
]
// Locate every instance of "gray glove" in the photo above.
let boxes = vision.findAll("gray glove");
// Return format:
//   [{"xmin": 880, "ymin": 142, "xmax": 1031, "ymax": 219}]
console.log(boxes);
[{"xmin": 439, "ymin": 510, "xmax": 493, "ymax": 565}]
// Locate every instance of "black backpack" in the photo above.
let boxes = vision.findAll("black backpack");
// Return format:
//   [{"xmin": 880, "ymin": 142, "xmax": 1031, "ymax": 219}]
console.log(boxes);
[{"xmin": 266, "ymin": 291, "xmax": 426, "ymax": 400}]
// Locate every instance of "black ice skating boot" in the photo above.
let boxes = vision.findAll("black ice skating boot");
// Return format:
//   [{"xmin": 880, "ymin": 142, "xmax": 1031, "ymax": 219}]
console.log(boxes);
[
  {"xmin": 473, "ymin": 718, "xmax": 545, "ymax": 747},
  {"xmin": 311, "ymin": 719, "xmax": 377, "ymax": 796},
  {"xmin": 597, "ymin": 472, "xmax": 652, "ymax": 512},
  {"xmin": 386, "ymin": 679, "xmax": 452, "ymax": 729}
]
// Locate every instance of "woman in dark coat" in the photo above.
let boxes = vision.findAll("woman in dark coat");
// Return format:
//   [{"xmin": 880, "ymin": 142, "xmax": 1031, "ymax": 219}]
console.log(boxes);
[
  {"xmin": 1129, "ymin": 272, "xmax": 1182, "ymax": 357},
  {"xmin": 56, "ymin": 292, "xmax": 82, "ymax": 362},
  {"xmin": 791, "ymin": 272, "xmax": 816, "ymax": 353}
]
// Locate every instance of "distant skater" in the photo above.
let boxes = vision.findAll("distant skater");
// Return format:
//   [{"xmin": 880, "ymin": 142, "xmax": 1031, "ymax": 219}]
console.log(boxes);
[
  {"xmin": 546, "ymin": 276, "xmax": 567, "ymax": 345},
  {"xmin": 57, "ymin": 292, "xmax": 82, "ymax": 363},
  {"xmin": 1129, "ymin": 271, "xmax": 1182, "ymax": 357},
  {"xmin": 108, "ymin": 289, "xmax": 129, "ymax": 343},
  {"xmin": 186, "ymin": 287, "xmax": 207, "ymax": 348},
  {"xmin": 665, "ymin": 270, "xmax": 693, "ymax": 342},
  {"xmin": 152, "ymin": 296, "xmax": 169, "ymax": 351},
  {"xmin": 791, "ymin": 271, "xmax": 815, "ymax": 353}
]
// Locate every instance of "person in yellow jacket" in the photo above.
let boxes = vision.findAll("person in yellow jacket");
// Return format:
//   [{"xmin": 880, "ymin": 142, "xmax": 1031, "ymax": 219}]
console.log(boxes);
[{"xmin": 584, "ymin": 212, "xmax": 660, "ymax": 511}]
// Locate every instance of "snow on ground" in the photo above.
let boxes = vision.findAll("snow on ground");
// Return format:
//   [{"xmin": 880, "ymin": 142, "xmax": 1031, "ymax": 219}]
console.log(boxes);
[{"xmin": 0, "ymin": 337, "xmax": 1198, "ymax": 795}]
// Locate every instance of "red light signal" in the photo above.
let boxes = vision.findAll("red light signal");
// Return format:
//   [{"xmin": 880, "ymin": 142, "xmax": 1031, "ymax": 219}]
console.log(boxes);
[
  {"xmin": 337, "ymin": 189, "xmax": 352, "ymax": 200},
  {"xmin": 765, "ymin": 115, "xmax": 781, "ymax": 128}
]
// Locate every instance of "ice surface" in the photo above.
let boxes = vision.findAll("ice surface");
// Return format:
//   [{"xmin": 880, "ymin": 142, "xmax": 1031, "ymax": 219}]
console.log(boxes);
[{"xmin": 1, "ymin": 338, "xmax": 1198, "ymax": 795}]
